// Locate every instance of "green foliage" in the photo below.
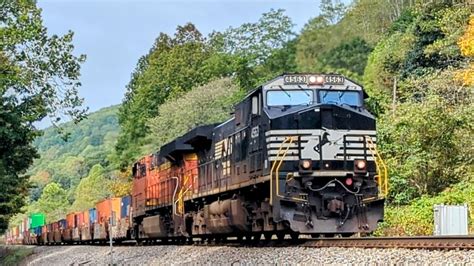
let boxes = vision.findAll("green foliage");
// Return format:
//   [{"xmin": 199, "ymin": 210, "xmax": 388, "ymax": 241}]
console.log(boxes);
[
  {"xmin": 116, "ymin": 23, "xmax": 229, "ymax": 168},
  {"xmin": 375, "ymin": 181, "xmax": 474, "ymax": 236},
  {"xmin": 0, "ymin": 0, "xmax": 85, "ymax": 233},
  {"xmin": 33, "ymin": 183, "xmax": 70, "ymax": 223},
  {"xmin": 0, "ymin": 246, "xmax": 34, "ymax": 265},
  {"xmin": 145, "ymin": 78, "xmax": 242, "ymax": 153},
  {"xmin": 71, "ymin": 164, "xmax": 111, "ymax": 211},
  {"xmin": 116, "ymin": 10, "xmax": 296, "ymax": 167},
  {"xmin": 28, "ymin": 105, "xmax": 119, "ymax": 199},
  {"xmin": 364, "ymin": 4, "xmax": 471, "ymax": 113},
  {"xmin": 378, "ymin": 75, "xmax": 473, "ymax": 203}
]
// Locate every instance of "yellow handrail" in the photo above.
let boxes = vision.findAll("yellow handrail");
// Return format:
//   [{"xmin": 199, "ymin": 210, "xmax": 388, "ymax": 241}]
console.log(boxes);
[
  {"xmin": 270, "ymin": 136, "xmax": 306, "ymax": 205},
  {"xmin": 176, "ymin": 173, "xmax": 192, "ymax": 215},
  {"xmin": 365, "ymin": 136, "xmax": 388, "ymax": 198},
  {"xmin": 270, "ymin": 136, "xmax": 293, "ymax": 205}
]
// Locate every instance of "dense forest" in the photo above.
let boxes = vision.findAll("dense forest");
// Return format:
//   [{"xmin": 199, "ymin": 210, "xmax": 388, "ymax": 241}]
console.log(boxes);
[{"xmin": 7, "ymin": 0, "xmax": 474, "ymax": 235}]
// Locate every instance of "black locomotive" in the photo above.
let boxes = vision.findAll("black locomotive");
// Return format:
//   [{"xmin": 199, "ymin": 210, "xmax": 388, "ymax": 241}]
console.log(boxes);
[{"xmin": 132, "ymin": 73, "xmax": 388, "ymax": 241}]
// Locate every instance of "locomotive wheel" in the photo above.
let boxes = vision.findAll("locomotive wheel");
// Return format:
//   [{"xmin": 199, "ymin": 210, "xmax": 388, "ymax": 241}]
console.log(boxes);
[
  {"xmin": 253, "ymin": 233, "xmax": 262, "ymax": 243},
  {"xmin": 276, "ymin": 232, "xmax": 285, "ymax": 242},
  {"xmin": 290, "ymin": 232, "xmax": 299, "ymax": 242},
  {"xmin": 263, "ymin": 232, "xmax": 273, "ymax": 241}
]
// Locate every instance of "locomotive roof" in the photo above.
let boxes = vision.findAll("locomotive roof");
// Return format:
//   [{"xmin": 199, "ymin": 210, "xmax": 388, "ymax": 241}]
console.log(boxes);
[{"xmin": 241, "ymin": 73, "xmax": 368, "ymax": 100}]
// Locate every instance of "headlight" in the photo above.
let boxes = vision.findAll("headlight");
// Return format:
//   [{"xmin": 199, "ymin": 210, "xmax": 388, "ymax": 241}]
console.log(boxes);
[
  {"xmin": 354, "ymin": 159, "xmax": 367, "ymax": 174},
  {"xmin": 356, "ymin": 160, "xmax": 366, "ymax": 170},
  {"xmin": 308, "ymin": 75, "xmax": 324, "ymax": 85},
  {"xmin": 300, "ymin": 159, "xmax": 312, "ymax": 170}
]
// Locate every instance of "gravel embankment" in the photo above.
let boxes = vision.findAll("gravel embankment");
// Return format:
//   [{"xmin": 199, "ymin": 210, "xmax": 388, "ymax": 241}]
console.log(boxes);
[{"xmin": 23, "ymin": 245, "xmax": 474, "ymax": 265}]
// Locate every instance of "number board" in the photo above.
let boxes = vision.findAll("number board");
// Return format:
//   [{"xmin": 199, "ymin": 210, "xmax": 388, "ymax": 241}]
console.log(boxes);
[
  {"xmin": 283, "ymin": 75, "xmax": 307, "ymax": 84},
  {"xmin": 324, "ymin": 75, "xmax": 345, "ymax": 85}
]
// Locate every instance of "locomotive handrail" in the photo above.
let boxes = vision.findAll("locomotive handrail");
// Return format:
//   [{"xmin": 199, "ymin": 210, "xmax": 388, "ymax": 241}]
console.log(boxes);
[
  {"xmin": 365, "ymin": 136, "xmax": 388, "ymax": 198},
  {"xmin": 270, "ymin": 136, "xmax": 307, "ymax": 205}
]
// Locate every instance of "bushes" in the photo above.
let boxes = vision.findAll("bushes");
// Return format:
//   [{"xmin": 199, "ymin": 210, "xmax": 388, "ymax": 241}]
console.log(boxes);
[
  {"xmin": 376, "ymin": 181, "xmax": 474, "ymax": 236},
  {"xmin": 377, "ymin": 72, "xmax": 473, "ymax": 204}
]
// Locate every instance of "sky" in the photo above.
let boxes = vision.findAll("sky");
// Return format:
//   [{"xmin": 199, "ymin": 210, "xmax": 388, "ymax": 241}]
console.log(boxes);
[{"xmin": 37, "ymin": 0, "xmax": 322, "ymax": 115}]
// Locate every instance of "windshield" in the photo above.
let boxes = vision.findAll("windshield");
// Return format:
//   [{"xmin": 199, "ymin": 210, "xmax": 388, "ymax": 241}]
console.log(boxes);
[
  {"xmin": 267, "ymin": 90, "xmax": 313, "ymax": 106},
  {"xmin": 319, "ymin": 90, "xmax": 361, "ymax": 106}
]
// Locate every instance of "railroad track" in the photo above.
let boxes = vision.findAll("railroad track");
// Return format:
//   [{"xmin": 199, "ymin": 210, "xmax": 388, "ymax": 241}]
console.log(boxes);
[
  {"xmin": 300, "ymin": 236, "xmax": 474, "ymax": 250},
  {"xmin": 30, "ymin": 236, "xmax": 474, "ymax": 250}
]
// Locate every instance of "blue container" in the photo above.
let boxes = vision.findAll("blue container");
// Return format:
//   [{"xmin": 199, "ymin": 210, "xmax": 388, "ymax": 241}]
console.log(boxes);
[
  {"xmin": 121, "ymin": 196, "xmax": 131, "ymax": 218},
  {"xmin": 89, "ymin": 208, "xmax": 97, "ymax": 224},
  {"xmin": 34, "ymin": 227, "xmax": 42, "ymax": 235},
  {"xmin": 59, "ymin": 219, "xmax": 67, "ymax": 229}
]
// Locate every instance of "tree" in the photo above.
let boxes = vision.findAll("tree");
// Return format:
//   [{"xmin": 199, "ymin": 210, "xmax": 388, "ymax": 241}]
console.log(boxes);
[
  {"xmin": 115, "ymin": 10, "xmax": 296, "ymax": 167},
  {"xmin": 365, "ymin": 3, "xmax": 473, "ymax": 204},
  {"xmin": 0, "ymin": 0, "xmax": 85, "ymax": 232},
  {"xmin": 35, "ymin": 182, "xmax": 70, "ymax": 223},
  {"xmin": 115, "ymin": 23, "xmax": 220, "ymax": 168},
  {"xmin": 320, "ymin": 0, "xmax": 348, "ymax": 25},
  {"xmin": 145, "ymin": 78, "xmax": 242, "ymax": 153},
  {"xmin": 457, "ymin": 14, "xmax": 474, "ymax": 86},
  {"xmin": 215, "ymin": 9, "xmax": 295, "ymax": 89},
  {"xmin": 71, "ymin": 164, "xmax": 111, "ymax": 211}
]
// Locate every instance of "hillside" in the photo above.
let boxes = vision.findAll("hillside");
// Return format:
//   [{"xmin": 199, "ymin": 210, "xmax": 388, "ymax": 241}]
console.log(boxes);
[{"xmin": 28, "ymin": 105, "xmax": 120, "ymax": 201}]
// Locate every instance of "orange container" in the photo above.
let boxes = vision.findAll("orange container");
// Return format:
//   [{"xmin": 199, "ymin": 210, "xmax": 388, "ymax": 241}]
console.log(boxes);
[
  {"xmin": 83, "ymin": 210, "xmax": 90, "ymax": 227},
  {"xmin": 96, "ymin": 198, "xmax": 121, "ymax": 225},
  {"xmin": 75, "ymin": 212, "xmax": 84, "ymax": 229},
  {"xmin": 66, "ymin": 212, "xmax": 75, "ymax": 229}
]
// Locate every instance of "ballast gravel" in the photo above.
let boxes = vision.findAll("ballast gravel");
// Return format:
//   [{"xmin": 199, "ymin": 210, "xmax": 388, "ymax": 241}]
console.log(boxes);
[{"xmin": 24, "ymin": 245, "xmax": 474, "ymax": 265}]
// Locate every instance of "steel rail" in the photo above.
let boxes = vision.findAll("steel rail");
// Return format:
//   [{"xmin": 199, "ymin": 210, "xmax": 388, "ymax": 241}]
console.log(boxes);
[
  {"xmin": 18, "ymin": 236, "xmax": 474, "ymax": 250},
  {"xmin": 301, "ymin": 236, "xmax": 474, "ymax": 250}
]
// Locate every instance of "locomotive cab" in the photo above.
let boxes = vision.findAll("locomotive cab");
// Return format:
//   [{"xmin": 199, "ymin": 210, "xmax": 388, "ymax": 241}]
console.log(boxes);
[{"xmin": 259, "ymin": 74, "xmax": 386, "ymax": 235}]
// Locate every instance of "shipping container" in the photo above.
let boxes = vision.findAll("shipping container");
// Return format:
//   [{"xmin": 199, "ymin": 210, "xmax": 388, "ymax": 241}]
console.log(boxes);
[
  {"xmin": 34, "ymin": 226, "xmax": 42, "ymax": 236},
  {"xmin": 59, "ymin": 219, "xmax": 67, "ymax": 229},
  {"xmin": 83, "ymin": 209, "xmax": 90, "ymax": 226},
  {"xmin": 96, "ymin": 198, "xmax": 121, "ymax": 225},
  {"xmin": 24, "ymin": 217, "xmax": 30, "ymax": 231},
  {"xmin": 121, "ymin": 196, "xmax": 132, "ymax": 218},
  {"xmin": 89, "ymin": 208, "xmax": 97, "ymax": 224},
  {"xmin": 29, "ymin": 213, "xmax": 46, "ymax": 228},
  {"xmin": 75, "ymin": 212, "xmax": 84, "ymax": 229},
  {"xmin": 66, "ymin": 213, "xmax": 76, "ymax": 229}
]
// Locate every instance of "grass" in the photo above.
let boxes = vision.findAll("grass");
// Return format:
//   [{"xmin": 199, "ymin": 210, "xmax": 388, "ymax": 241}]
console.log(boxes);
[{"xmin": 0, "ymin": 246, "xmax": 34, "ymax": 266}]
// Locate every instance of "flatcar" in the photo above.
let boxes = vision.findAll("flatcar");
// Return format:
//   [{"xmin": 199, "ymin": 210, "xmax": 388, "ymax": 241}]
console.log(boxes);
[{"xmin": 6, "ymin": 73, "xmax": 388, "ymax": 245}]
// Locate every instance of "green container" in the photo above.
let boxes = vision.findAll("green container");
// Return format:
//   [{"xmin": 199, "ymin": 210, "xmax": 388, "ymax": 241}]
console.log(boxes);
[{"xmin": 29, "ymin": 213, "xmax": 46, "ymax": 228}]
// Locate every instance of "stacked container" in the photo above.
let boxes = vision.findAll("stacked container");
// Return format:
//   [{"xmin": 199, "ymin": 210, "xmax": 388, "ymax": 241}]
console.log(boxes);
[
  {"xmin": 113, "ymin": 196, "xmax": 132, "ymax": 239},
  {"xmin": 94, "ymin": 198, "xmax": 121, "ymax": 240},
  {"xmin": 52, "ymin": 221, "xmax": 61, "ymax": 243},
  {"xmin": 29, "ymin": 213, "xmax": 45, "ymax": 245},
  {"xmin": 89, "ymin": 208, "xmax": 97, "ymax": 224},
  {"xmin": 81, "ymin": 208, "xmax": 95, "ymax": 241},
  {"xmin": 96, "ymin": 198, "xmax": 121, "ymax": 225},
  {"xmin": 42, "ymin": 225, "xmax": 48, "ymax": 244},
  {"xmin": 73, "ymin": 212, "xmax": 84, "ymax": 241}
]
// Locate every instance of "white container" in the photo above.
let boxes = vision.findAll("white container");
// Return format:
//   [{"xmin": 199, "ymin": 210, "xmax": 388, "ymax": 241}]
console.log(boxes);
[{"xmin": 433, "ymin": 204, "xmax": 469, "ymax": 236}]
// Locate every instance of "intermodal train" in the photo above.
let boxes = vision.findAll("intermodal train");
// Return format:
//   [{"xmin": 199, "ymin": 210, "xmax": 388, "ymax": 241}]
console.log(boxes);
[{"xmin": 6, "ymin": 73, "xmax": 388, "ymax": 245}]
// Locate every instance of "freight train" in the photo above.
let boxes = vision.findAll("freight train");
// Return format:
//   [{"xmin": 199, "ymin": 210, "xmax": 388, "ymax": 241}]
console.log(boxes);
[{"xmin": 6, "ymin": 73, "xmax": 388, "ymax": 245}]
